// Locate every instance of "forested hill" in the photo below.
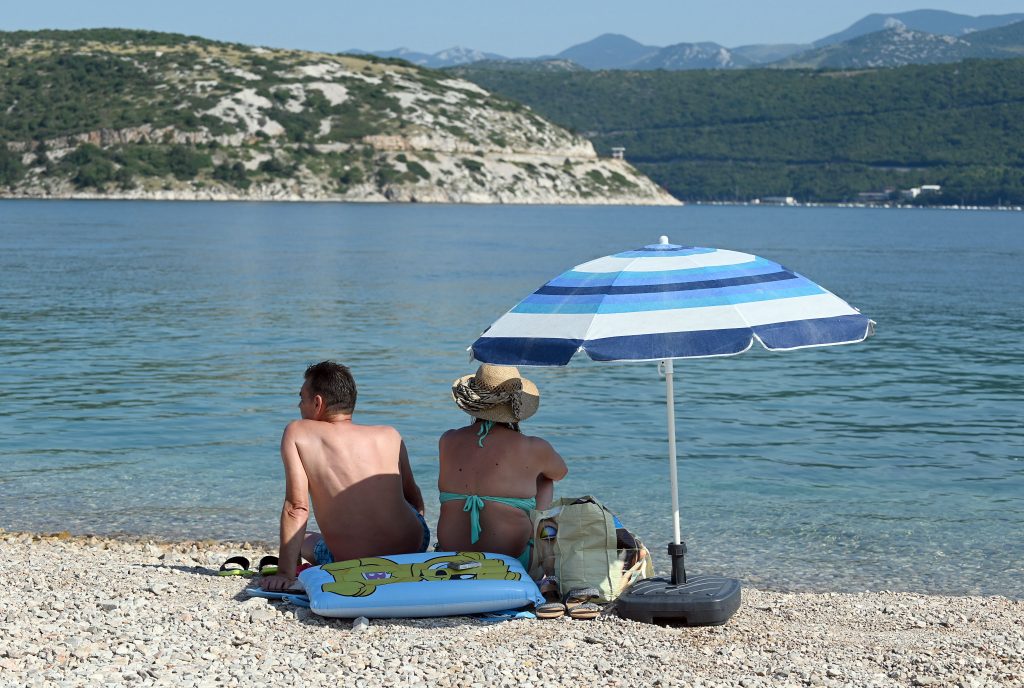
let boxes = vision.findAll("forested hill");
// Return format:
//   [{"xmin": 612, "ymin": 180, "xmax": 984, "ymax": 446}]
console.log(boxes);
[
  {"xmin": 0, "ymin": 29, "xmax": 675, "ymax": 204},
  {"xmin": 452, "ymin": 59, "xmax": 1024, "ymax": 205}
]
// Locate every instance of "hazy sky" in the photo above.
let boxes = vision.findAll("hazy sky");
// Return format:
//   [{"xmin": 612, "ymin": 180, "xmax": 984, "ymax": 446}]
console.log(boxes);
[{"xmin": 4, "ymin": 1, "xmax": 1023, "ymax": 56}]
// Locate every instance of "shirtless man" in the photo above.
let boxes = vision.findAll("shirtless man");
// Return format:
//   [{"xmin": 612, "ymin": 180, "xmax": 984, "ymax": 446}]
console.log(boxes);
[{"xmin": 261, "ymin": 361, "xmax": 428, "ymax": 592}]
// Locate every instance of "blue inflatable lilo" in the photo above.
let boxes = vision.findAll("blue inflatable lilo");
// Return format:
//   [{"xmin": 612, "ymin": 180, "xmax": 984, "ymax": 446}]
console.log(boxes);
[{"xmin": 298, "ymin": 550, "xmax": 543, "ymax": 618}]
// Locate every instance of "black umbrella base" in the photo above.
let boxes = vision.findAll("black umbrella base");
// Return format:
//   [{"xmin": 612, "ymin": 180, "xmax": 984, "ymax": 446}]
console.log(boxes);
[{"xmin": 616, "ymin": 575, "xmax": 742, "ymax": 626}]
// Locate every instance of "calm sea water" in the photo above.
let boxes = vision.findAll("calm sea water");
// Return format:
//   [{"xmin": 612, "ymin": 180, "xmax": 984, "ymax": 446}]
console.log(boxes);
[{"xmin": 1, "ymin": 200, "xmax": 1021, "ymax": 597}]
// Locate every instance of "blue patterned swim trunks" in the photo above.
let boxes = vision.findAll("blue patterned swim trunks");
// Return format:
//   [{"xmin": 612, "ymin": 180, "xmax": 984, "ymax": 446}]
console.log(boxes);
[{"xmin": 312, "ymin": 512, "xmax": 430, "ymax": 565}]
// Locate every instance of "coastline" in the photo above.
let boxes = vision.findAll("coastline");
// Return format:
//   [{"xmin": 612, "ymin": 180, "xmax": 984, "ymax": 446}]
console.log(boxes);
[
  {"xmin": 3, "ymin": 530, "xmax": 1020, "ymax": 687},
  {"xmin": 2, "ymin": 192, "xmax": 1021, "ymax": 211},
  {"xmin": 694, "ymin": 200, "xmax": 1024, "ymax": 212},
  {"xmin": 0, "ymin": 189, "xmax": 680, "ymax": 206}
]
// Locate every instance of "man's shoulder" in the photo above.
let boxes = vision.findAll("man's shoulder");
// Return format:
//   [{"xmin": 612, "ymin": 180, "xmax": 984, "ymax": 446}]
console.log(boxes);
[
  {"xmin": 284, "ymin": 415, "xmax": 311, "ymax": 432},
  {"xmin": 283, "ymin": 418, "xmax": 316, "ymax": 434},
  {"xmin": 352, "ymin": 422, "xmax": 401, "ymax": 439},
  {"xmin": 282, "ymin": 418, "xmax": 331, "ymax": 439}
]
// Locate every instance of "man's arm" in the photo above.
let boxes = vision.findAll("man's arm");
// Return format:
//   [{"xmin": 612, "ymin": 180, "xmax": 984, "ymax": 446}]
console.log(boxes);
[
  {"xmin": 263, "ymin": 422, "xmax": 309, "ymax": 591},
  {"xmin": 397, "ymin": 439, "xmax": 425, "ymax": 515}
]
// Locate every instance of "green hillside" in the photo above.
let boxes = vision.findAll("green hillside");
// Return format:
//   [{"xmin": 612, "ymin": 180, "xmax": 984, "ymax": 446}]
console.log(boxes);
[
  {"xmin": 452, "ymin": 59, "xmax": 1024, "ymax": 205},
  {"xmin": 0, "ymin": 29, "xmax": 674, "ymax": 204}
]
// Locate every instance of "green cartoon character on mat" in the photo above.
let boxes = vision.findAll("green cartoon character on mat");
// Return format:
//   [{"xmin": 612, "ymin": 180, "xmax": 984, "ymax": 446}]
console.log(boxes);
[{"xmin": 321, "ymin": 551, "xmax": 521, "ymax": 597}]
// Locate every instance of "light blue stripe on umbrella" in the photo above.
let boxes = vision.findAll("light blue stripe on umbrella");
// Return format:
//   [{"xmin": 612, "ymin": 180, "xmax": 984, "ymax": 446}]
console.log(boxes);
[
  {"xmin": 521, "ymin": 280, "xmax": 809, "ymax": 307},
  {"xmin": 545, "ymin": 258, "xmax": 784, "ymax": 288},
  {"xmin": 537, "ymin": 270, "xmax": 799, "ymax": 296},
  {"xmin": 526, "ymin": 275, "xmax": 821, "ymax": 303},
  {"xmin": 515, "ymin": 282, "xmax": 827, "ymax": 314}
]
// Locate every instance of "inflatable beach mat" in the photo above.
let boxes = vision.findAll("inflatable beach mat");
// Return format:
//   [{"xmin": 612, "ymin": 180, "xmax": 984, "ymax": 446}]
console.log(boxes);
[{"xmin": 298, "ymin": 551, "xmax": 543, "ymax": 618}]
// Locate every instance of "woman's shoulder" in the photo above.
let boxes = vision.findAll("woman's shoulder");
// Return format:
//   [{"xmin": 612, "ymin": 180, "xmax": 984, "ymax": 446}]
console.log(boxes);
[
  {"xmin": 517, "ymin": 430, "xmax": 552, "ymax": 446},
  {"xmin": 438, "ymin": 425, "xmax": 472, "ymax": 447}
]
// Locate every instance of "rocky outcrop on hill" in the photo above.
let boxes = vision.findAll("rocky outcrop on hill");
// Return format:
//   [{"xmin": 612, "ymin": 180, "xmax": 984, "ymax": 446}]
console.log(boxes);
[{"xmin": 0, "ymin": 30, "xmax": 678, "ymax": 205}]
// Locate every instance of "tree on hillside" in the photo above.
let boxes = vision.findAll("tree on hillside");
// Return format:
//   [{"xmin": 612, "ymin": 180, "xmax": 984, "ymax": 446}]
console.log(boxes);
[{"xmin": 0, "ymin": 147, "xmax": 25, "ymax": 186}]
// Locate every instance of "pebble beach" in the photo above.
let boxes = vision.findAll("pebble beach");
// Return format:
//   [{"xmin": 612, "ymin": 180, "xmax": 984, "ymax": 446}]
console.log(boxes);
[{"xmin": 1, "ymin": 531, "xmax": 1021, "ymax": 687}]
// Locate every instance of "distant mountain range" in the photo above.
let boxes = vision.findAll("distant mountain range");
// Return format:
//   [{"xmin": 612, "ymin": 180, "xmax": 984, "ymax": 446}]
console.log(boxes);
[
  {"xmin": 349, "ymin": 10, "xmax": 1024, "ymax": 71},
  {"xmin": 811, "ymin": 8, "xmax": 1024, "ymax": 46},
  {"xmin": 776, "ymin": 18, "xmax": 1024, "ymax": 69}
]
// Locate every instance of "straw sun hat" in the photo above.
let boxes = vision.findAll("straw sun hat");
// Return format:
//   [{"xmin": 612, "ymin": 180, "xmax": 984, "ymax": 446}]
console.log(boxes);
[{"xmin": 451, "ymin": 364, "xmax": 539, "ymax": 424}]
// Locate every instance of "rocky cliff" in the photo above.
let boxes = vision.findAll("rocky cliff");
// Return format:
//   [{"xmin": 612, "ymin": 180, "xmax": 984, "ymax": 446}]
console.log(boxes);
[{"xmin": 0, "ymin": 30, "xmax": 678, "ymax": 205}]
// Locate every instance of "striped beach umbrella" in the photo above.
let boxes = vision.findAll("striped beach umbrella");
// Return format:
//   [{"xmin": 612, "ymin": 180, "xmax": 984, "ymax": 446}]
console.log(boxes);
[{"xmin": 470, "ymin": 236, "xmax": 873, "ymax": 581}]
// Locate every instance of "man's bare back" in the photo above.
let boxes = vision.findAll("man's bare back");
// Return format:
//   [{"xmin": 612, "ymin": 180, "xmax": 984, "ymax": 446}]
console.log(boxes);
[{"xmin": 262, "ymin": 362, "xmax": 426, "ymax": 592}]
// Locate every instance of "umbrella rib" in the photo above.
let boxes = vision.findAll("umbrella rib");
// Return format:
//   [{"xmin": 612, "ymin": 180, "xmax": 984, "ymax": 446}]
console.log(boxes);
[
  {"xmin": 713, "ymin": 255, "xmax": 761, "ymax": 349},
  {"xmin": 577, "ymin": 252, "xmax": 644, "ymax": 346},
  {"xmin": 678, "ymin": 248, "xmax": 762, "ymax": 353}
]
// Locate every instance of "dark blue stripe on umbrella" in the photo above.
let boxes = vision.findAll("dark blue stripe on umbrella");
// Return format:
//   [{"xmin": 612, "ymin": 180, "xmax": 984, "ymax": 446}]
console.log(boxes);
[
  {"xmin": 515, "ymin": 280, "xmax": 826, "ymax": 313},
  {"xmin": 472, "ymin": 315, "xmax": 872, "ymax": 365},
  {"xmin": 471, "ymin": 336, "xmax": 582, "ymax": 366},
  {"xmin": 753, "ymin": 314, "xmax": 872, "ymax": 350},
  {"xmin": 584, "ymin": 329, "xmax": 755, "ymax": 360},
  {"xmin": 536, "ymin": 270, "xmax": 797, "ymax": 296}
]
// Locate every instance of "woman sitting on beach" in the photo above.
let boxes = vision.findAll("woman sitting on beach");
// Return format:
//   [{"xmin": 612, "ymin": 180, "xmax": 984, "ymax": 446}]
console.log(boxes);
[{"xmin": 437, "ymin": 364, "xmax": 568, "ymax": 570}]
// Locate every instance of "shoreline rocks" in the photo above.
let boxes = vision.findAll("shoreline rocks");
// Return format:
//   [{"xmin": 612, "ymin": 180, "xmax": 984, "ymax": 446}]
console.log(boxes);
[{"xmin": 1, "ymin": 530, "xmax": 1021, "ymax": 687}]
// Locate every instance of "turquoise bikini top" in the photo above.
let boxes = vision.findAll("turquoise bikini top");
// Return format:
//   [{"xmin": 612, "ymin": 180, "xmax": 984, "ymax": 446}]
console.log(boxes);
[{"xmin": 438, "ymin": 492, "xmax": 537, "ymax": 544}]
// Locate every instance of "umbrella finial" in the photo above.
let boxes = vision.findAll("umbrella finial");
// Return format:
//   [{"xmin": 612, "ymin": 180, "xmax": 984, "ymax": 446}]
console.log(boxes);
[{"xmin": 659, "ymin": 235, "xmax": 669, "ymax": 244}]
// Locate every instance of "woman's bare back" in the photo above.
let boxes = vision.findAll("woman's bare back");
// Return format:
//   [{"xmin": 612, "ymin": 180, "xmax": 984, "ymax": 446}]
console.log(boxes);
[{"xmin": 437, "ymin": 422, "xmax": 567, "ymax": 559}]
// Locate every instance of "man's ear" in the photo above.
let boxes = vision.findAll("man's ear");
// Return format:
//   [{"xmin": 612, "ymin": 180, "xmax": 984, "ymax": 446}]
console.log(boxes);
[{"xmin": 312, "ymin": 394, "xmax": 325, "ymax": 415}]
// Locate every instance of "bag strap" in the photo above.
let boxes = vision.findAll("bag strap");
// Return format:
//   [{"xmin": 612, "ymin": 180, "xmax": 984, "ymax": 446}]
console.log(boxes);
[{"xmin": 617, "ymin": 546, "xmax": 651, "ymax": 594}]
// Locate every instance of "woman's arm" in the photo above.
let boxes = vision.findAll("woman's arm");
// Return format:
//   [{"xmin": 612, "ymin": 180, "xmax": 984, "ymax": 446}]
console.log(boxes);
[
  {"xmin": 538, "ymin": 439, "xmax": 568, "ymax": 482},
  {"xmin": 535, "ymin": 475, "xmax": 555, "ymax": 510}
]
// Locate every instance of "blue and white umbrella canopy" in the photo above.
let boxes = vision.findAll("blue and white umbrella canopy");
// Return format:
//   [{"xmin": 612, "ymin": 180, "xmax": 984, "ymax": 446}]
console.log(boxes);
[
  {"xmin": 471, "ymin": 239, "xmax": 873, "ymax": 366},
  {"xmin": 469, "ymin": 237, "xmax": 874, "ymax": 553}
]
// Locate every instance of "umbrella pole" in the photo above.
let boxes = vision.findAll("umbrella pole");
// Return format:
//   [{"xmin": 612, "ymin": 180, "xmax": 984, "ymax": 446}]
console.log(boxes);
[{"xmin": 663, "ymin": 358, "xmax": 687, "ymax": 585}]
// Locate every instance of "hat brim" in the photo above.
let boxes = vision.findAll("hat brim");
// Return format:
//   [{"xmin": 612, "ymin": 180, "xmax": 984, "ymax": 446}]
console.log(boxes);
[{"xmin": 452, "ymin": 372, "xmax": 539, "ymax": 423}]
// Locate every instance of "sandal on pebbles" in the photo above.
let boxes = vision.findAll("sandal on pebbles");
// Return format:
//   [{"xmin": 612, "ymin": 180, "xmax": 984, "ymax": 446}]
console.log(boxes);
[{"xmin": 564, "ymin": 587, "xmax": 603, "ymax": 620}]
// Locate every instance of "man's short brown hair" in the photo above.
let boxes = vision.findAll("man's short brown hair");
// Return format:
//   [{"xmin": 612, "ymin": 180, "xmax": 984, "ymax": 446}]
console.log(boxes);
[{"xmin": 304, "ymin": 361, "xmax": 357, "ymax": 413}]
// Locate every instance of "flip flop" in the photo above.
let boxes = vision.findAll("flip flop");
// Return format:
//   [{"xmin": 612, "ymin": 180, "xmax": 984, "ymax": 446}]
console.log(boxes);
[
  {"xmin": 217, "ymin": 556, "xmax": 256, "ymax": 577},
  {"xmin": 535, "ymin": 601, "xmax": 567, "ymax": 619},
  {"xmin": 537, "ymin": 576, "xmax": 559, "ymax": 597},
  {"xmin": 567, "ymin": 601, "xmax": 602, "ymax": 620},
  {"xmin": 256, "ymin": 555, "xmax": 279, "ymax": 576},
  {"xmin": 563, "ymin": 586, "xmax": 600, "ymax": 608},
  {"xmin": 563, "ymin": 586, "xmax": 601, "ymax": 619}
]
